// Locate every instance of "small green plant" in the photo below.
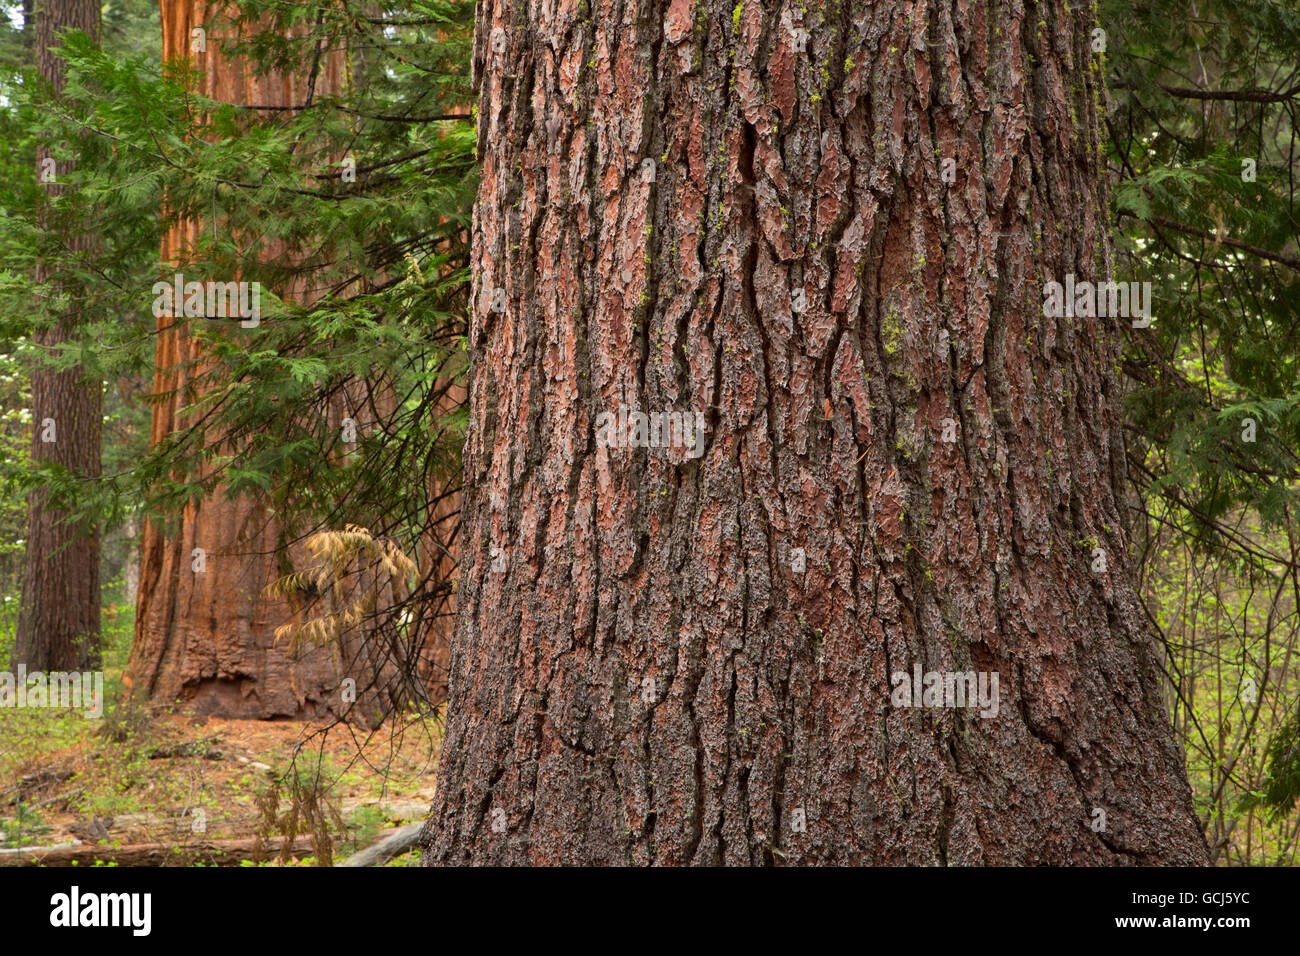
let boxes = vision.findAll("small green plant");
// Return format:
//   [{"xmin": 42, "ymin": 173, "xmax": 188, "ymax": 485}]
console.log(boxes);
[
  {"xmin": 98, "ymin": 685, "xmax": 151, "ymax": 745},
  {"xmin": 343, "ymin": 804, "xmax": 387, "ymax": 853},
  {"xmin": 0, "ymin": 803, "xmax": 52, "ymax": 848}
]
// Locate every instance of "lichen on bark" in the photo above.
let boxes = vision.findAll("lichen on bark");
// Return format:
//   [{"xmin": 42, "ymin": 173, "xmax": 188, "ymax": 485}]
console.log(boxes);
[{"xmin": 423, "ymin": 0, "xmax": 1209, "ymax": 865}]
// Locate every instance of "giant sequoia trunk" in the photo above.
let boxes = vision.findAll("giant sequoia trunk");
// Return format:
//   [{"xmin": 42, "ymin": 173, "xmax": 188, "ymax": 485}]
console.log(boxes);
[
  {"xmin": 128, "ymin": 2, "xmax": 378, "ymax": 722},
  {"xmin": 15, "ymin": 0, "xmax": 103, "ymax": 672},
  {"xmin": 422, "ymin": 0, "xmax": 1209, "ymax": 864}
]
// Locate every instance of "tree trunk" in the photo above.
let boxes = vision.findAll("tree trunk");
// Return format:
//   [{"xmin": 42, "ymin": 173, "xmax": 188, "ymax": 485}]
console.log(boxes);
[
  {"xmin": 21, "ymin": 0, "xmax": 34, "ymax": 51},
  {"xmin": 422, "ymin": 0, "xmax": 1209, "ymax": 864},
  {"xmin": 15, "ymin": 0, "xmax": 103, "ymax": 672},
  {"xmin": 128, "ymin": 2, "xmax": 382, "ymax": 722}
]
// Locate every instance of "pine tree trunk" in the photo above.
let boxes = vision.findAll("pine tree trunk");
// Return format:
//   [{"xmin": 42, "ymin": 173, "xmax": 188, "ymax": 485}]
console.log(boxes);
[
  {"xmin": 128, "ymin": 2, "xmax": 383, "ymax": 722},
  {"xmin": 422, "ymin": 0, "xmax": 1209, "ymax": 864},
  {"xmin": 15, "ymin": 0, "xmax": 103, "ymax": 672}
]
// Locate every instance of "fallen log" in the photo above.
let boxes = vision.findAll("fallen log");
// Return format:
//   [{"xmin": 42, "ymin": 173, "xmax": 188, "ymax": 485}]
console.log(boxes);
[
  {"xmin": 0, "ymin": 834, "xmax": 317, "ymax": 867},
  {"xmin": 144, "ymin": 736, "xmax": 225, "ymax": 760},
  {"xmin": 338, "ymin": 823, "xmax": 423, "ymax": 867}
]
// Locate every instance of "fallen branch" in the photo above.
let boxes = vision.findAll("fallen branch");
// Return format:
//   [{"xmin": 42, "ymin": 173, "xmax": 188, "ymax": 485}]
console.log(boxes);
[
  {"xmin": 0, "ymin": 835, "xmax": 317, "ymax": 867},
  {"xmin": 338, "ymin": 823, "xmax": 423, "ymax": 867}
]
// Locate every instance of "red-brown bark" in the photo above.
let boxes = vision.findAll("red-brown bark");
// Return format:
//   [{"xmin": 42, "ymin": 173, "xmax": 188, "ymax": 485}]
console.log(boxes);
[
  {"xmin": 128, "ymin": 2, "xmax": 377, "ymax": 722},
  {"xmin": 423, "ymin": 0, "xmax": 1209, "ymax": 864}
]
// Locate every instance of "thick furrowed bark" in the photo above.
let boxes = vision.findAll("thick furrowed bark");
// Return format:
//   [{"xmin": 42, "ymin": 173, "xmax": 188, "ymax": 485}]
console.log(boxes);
[
  {"xmin": 424, "ymin": 0, "xmax": 1209, "ymax": 865},
  {"xmin": 15, "ymin": 0, "xmax": 104, "ymax": 672}
]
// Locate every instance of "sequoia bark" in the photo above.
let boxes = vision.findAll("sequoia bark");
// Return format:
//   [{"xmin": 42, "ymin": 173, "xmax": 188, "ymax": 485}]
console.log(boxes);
[
  {"xmin": 423, "ymin": 0, "xmax": 1209, "ymax": 864},
  {"xmin": 129, "ymin": 2, "xmax": 360, "ymax": 721}
]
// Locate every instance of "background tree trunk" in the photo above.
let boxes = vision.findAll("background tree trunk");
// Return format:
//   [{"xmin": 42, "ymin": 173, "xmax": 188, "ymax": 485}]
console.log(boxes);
[
  {"xmin": 128, "ymin": 1, "xmax": 377, "ymax": 722},
  {"xmin": 15, "ymin": 0, "xmax": 103, "ymax": 672},
  {"xmin": 21, "ymin": 0, "xmax": 35, "ymax": 51},
  {"xmin": 423, "ymin": 0, "xmax": 1210, "ymax": 864}
]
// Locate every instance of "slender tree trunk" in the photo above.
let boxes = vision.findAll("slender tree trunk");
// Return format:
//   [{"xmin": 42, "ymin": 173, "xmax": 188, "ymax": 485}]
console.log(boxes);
[
  {"xmin": 22, "ymin": 0, "xmax": 35, "ymax": 51},
  {"xmin": 423, "ymin": 0, "xmax": 1209, "ymax": 864},
  {"xmin": 15, "ymin": 0, "xmax": 103, "ymax": 672},
  {"xmin": 127, "ymin": 2, "xmax": 385, "ymax": 722}
]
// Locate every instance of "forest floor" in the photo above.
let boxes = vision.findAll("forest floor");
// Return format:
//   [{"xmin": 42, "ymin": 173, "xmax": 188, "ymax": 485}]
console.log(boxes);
[{"xmin": 0, "ymin": 700, "xmax": 443, "ymax": 866}]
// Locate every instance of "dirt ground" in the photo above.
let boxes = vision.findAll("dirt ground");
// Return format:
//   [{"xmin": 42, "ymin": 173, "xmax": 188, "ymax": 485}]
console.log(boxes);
[{"xmin": 0, "ymin": 705, "xmax": 442, "ymax": 864}]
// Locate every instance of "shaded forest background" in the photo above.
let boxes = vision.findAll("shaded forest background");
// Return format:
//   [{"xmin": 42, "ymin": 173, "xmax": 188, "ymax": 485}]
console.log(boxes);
[{"xmin": 0, "ymin": 0, "xmax": 1297, "ymax": 864}]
